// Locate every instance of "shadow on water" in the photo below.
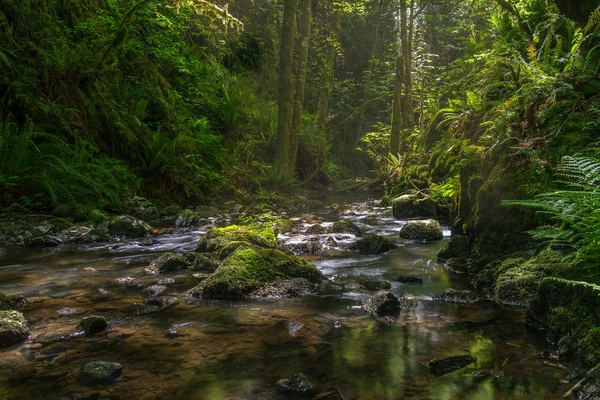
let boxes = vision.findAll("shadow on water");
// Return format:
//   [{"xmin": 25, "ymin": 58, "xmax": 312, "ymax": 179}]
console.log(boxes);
[{"xmin": 0, "ymin": 195, "xmax": 569, "ymax": 399}]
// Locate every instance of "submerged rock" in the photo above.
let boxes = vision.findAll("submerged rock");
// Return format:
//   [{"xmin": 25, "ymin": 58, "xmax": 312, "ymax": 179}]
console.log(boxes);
[
  {"xmin": 362, "ymin": 291, "xmax": 402, "ymax": 318},
  {"xmin": 399, "ymin": 219, "xmax": 443, "ymax": 241},
  {"xmin": 106, "ymin": 215, "xmax": 152, "ymax": 238},
  {"xmin": 427, "ymin": 355, "xmax": 477, "ymax": 377},
  {"xmin": 188, "ymin": 247, "xmax": 322, "ymax": 299},
  {"xmin": 79, "ymin": 316, "xmax": 108, "ymax": 335},
  {"xmin": 433, "ymin": 289, "xmax": 481, "ymax": 305},
  {"xmin": 330, "ymin": 218, "xmax": 361, "ymax": 236},
  {"xmin": 83, "ymin": 361, "xmax": 123, "ymax": 380},
  {"xmin": 353, "ymin": 233, "xmax": 396, "ymax": 254},
  {"xmin": 131, "ymin": 297, "xmax": 178, "ymax": 315},
  {"xmin": 0, "ymin": 310, "xmax": 29, "ymax": 348},
  {"xmin": 144, "ymin": 252, "xmax": 189, "ymax": 274},
  {"xmin": 393, "ymin": 276, "xmax": 424, "ymax": 285},
  {"xmin": 276, "ymin": 373, "xmax": 314, "ymax": 393},
  {"xmin": 145, "ymin": 285, "xmax": 168, "ymax": 297}
]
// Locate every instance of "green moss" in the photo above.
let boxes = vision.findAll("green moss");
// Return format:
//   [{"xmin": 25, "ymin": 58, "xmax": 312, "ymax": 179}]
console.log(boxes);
[
  {"xmin": 191, "ymin": 247, "xmax": 321, "ymax": 298},
  {"xmin": 0, "ymin": 293, "xmax": 24, "ymax": 311},
  {"xmin": 529, "ymin": 277, "xmax": 600, "ymax": 366},
  {"xmin": 196, "ymin": 225, "xmax": 279, "ymax": 254}
]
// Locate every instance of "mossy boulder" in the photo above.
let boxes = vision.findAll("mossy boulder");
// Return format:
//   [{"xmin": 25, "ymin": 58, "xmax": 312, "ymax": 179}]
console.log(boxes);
[
  {"xmin": 0, "ymin": 310, "xmax": 29, "ymax": 348},
  {"xmin": 305, "ymin": 224, "xmax": 327, "ymax": 234},
  {"xmin": 196, "ymin": 225, "xmax": 279, "ymax": 254},
  {"xmin": 79, "ymin": 316, "xmax": 108, "ymax": 335},
  {"xmin": 0, "ymin": 292, "xmax": 25, "ymax": 311},
  {"xmin": 175, "ymin": 209, "xmax": 203, "ymax": 227},
  {"xmin": 83, "ymin": 361, "xmax": 123, "ymax": 380},
  {"xmin": 392, "ymin": 194, "xmax": 437, "ymax": 219},
  {"xmin": 528, "ymin": 277, "xmax": 600, "ymax": 367},
  {"xmin": 399, "ymin": 219, "xmax": 443, "ymax": 241},
  {"xmin": 437, "ymin": 235, "xmax": 470, "ymax": 262},
  {"xmin": 188, "ymin": 247, "xmax": 322, "ymax": 298},
  {"xmin": 106, "ymin": 216, "xmax": 152, "ymax": 238},
  {"xmin": 144, "ymin": 252, "xmax": 189, "ymax": 274},
  {"xmin": 354, "ymin": 234, "xmax": 396, "ymax": 254},
  {"xmin": 188, "ymin": 253, "xmax": 220, "ymax": 272},
  {"xmin": 195, "ymin": 205, "xmax": 221, "ymax": 218},
  {"xmin": 330, "ymin": 219, "xmax": 361, "ymax": 236},
  {"xmin": 273, "ymin": 218, "xmax": 294, "ymax": 235}
]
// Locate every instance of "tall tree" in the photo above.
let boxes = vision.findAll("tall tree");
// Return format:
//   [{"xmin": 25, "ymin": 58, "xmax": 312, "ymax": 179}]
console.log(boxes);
[
  {"xmin": 314, "ymin": 7, "xmax": 342, "ymax": 178},
  {"xmin": 275, "ymin": 0, "xmax": 298, "ymax": 176},
  {"xmin": 289, "ymin": 0, "xmax": 313, "ymax": 171},
  {"xmin": 390, "ymin": 54, "xmax": 403, "ymax": 156}
]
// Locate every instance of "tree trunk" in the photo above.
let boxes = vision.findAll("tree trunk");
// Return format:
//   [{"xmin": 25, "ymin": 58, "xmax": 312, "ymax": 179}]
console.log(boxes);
[
  {"xmin": 275, "ymin": 0, "xmax": 297, "ymax": 176},
  {"xmin": 390, "ymin": 55, "xmax": 403, "ymax": 156},
  {"xmin": 315, "ymin": 10, "xmax": 341, "ymax": 174},
  {"xmin": 289, "ymin": 0, "xmax": 312, "ymax": 171},
  {"xmin": 403, "ymin": 0, "xmax": 415, "ymax": 129}
]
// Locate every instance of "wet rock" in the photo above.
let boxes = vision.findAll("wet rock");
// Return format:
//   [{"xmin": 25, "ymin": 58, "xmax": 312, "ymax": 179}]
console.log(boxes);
[
  {"xmin": 306, "ymin": 224, "xmax": 327, "ymax": 234},
  {"xmin": 57, "ymin": 307, "xmax": 77, "ymax": 316},
  {"xmin": 285, "ymin": 238, "xmax": 323, "ymax": 255},
  {"xmin": 114, "ymin": 277, "xmax": 140, "ymax": 287},
  {"xmin": 175, "ymin": 210, "xmax": 203, "ymax": 227},
  {"xmin": 249, "ymin": 278, "xmax": 318, "ymax": 298},
  {"xmin": 362, "ymin": 291, "xmax": 402, "ymax": 318},
  {"xmin": 144, "ymin": 252, "xmax": 189, "ymax": 274},
  {"xmin": 393, "ymin": 276, "xmax": 423, "ymax": 285},
  {"xmin": 79, "ymin": 316, "xmax": 108, "ymax": 335},
  {"xmin": 131, "ymin": 297, "xmax": 178, "ymax": 315},
  {"xmin": 325, "ymin": 236, "xmax": 338, "ymax": 247},
  {"xmin": 166, "ymin": 322, "xmax": 193, "ymax": 336},
  {"xmin": 358, "ymin": 276, "xmax": 392, "ymax": 292},
  {"xmin": 25, "ymin": 235, "xmax": 62, "ymax": 247},
  {"xmin": 192, "ymin": 273, "xmax": 211, "ymax": 280},
  {"xmin": 157, "ymin": 277, "xmax": 176, "ymax": 285},
  {"xmin": 361, "ymin": 215, "xmax": 381, "ymax": 226},
  {"xmin": 195, "ymin": 205, "xmax": 220, "ymax": 219},
  {"xmin": 195, "ymin": 225, "xmax": 279, "ymax": 254},
  {"xmin": 353, "ymin": 234, "xmax": 396, "ymax": 254},
  {"xmin": 437, "ymin": 235, "xmax": 470, "ymax": 261},
  {"xmin": 105, "ymin": 215, "xmax": 152, "ymax": 238},
  {"xmin": 276, "ymin": 373, "xmax": 314, "ymax": 393},
  {"xmin": 274, "ymin": 218, "xmax": 294, "ymax": 235},
  {"xmin": 392, "ymin": 194, "xmax": 437, "ymax": 219},
  {"xmin": 189, "ymin": 247, "xmax": 322, "ymax": 299},
  {"xmin": 56, "ymin": 226, "xmax": 95, "ymax": 243},
  {"xmin": 0, "ymin": 310, "xmax": 29, "ymax": 348},
  {"xmin": 0, "ymin": 292, "xmax": 26, "ymax": 311},
  {"xmin": 330, "ymin": 218, "xmax": 361, "ymax": 236},
  {"xmin": 426, "ymin": 355, "xmax": 477, "ymax": 377},
  {"xmin": 445, "ymin": 257, "xmax": 469, "ymax": 274},
  {"xmin": 299, "ymin": 214, "xmax": 321, "ymax": 225},
  {"xmin": 433, "ymin": 289, "xmax": 481, "ymax": 305},
  {"xmin": 189, "ymin": 253, "xmax": 220, "ymax": 272},
  {"xmin": 145, "ymin": 285, "xmax": 167, "ymax": 297},
  {"xmin": 399, "ymin": 219, "xmax": 443, "ymax": 241},
  {"xmin": 83, "ymin": 361, "xmax": 123, "ymax": 380}
]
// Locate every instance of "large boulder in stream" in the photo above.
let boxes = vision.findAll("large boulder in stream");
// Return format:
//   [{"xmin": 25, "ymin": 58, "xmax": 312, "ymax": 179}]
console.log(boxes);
[
  {"xmin": 426, "ymin": 355, "xmax": 477, "ymax": 377},
  {"xmin": 353, "ymin": 234, "xmax": 396, "ymax": 254},
  {"xmin": 330, "ymin": 218, "xmax": 361, "ymax": 236},
  {"xmin": 362, "ymin": 291, "xmax": 402, "ymax": 318},
  {"xmin": 188, "ymin": 247, "xmax": 322, "ymax": 299},
  {"xmin": 196, "ymin": 225, "xmax": 279, "ymax": 255},
  {"xmin": 399, "ymin": 219, "xmax": 443, "ymax": 241},
  {"xmin": 0, "ymin": 310, "xmax": 29, "ymax": 348},
  {"xmin": 392, "ymin": 194, "xmax": 437, "ymax": 219},
  {"xmin": 79, "ymin": 316, "xmax": 108, "ymax": 335},
  {"xmin": 105, "ymin": 215, "xmax": 152, "ymax": 238},
  {"xmin": 144, "ymin": 252, "xmax": 189, "ymax": 274}
]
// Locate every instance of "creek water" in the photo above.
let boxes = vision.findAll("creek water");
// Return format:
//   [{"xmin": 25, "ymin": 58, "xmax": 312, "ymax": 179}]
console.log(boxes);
[{"xmin": 0, "ymin": 194, "xmax": 570, "ymax": 399}]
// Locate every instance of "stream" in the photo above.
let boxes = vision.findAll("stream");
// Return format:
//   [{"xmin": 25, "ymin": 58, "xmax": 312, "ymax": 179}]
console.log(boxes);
[{"xmin": 0, "ymin": 194, "xmax": 569, "ymax": 399}]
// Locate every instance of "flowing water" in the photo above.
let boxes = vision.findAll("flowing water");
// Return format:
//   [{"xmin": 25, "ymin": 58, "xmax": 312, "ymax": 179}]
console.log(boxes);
[{"xmin": 0, "ymin": 194, "xmax": 570, "ymax": 399}]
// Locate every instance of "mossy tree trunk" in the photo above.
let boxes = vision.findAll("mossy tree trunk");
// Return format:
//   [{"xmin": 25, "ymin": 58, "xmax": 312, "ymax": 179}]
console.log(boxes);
[
  {"xmin": 289, "ymin": 0, "xmax": 312, "ymax": 171},
  {"xmin": 275, "ymin": 0, "xmax": 297, "ymax": 177},
  {"xmin": 390, "ymin": 55, "xmax": 403, "ymax": 156}
]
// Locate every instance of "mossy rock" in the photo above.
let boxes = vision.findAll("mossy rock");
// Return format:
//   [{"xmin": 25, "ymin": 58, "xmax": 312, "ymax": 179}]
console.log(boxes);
[
  {"xmin": 83, "ymin": 361, "xmax": 123, "ymax": 380},
  {"xmin": 195, "ymin": 205, "xmax": 220, "ymax": 219},
  {"xmin": 273, "ymin": 218, "xmax": 294, "ymax": 235},
  {"xmin": 188, "ymin": 247, "xmax": 322, "ymax": 298},
  {"xmin": 175, "ymin": 210, "xmax": 202, "ymax": 227},
  {"xmin": 188, "ymin": 253, "xmax": 220, "ymax": 272},
  {"xmin": 528, "ymin": 277, "xmax": 600, "ymax": 367},
  {"xmin": 0, "ymin": 293, "xmax": 25, "ymax": 311},
  {"xmin": 306, "ymin": 224, "xmax": 327, "ymax": 234},
  {"xmin": 354, "ymin": 234, "xmax": 396, "ymax": 254},
  {"xmin": 196, "ymin": 225, "xmax": 279, "ymax": 254},
  {"xmin": 79, "ymin": 316, "xmax": 108, "ymax": 335},
  {"xmin": 0, "ymin": 310, "xmax": 29, "ymax": 348},
  {"xmin": 144, "ymin": 252, "xmax": 189, "ymax": 274},
  {"xmin": 106, "ymin": 216, "xmax": 152, "ymax": 238},
  {"xmin": 437, "ymin": 235, "xmax": 470, "ymax": 262},
  {"xmin": 330, "ymin": 219, "xmax": 361, "ymax": 236},
  {"xmin": 392, "ymin": 194, "xmax": 437, "ymax": 219},
  {"xmin": 399, "ymin": 219, "xmax": 443, "ymax": 241}
]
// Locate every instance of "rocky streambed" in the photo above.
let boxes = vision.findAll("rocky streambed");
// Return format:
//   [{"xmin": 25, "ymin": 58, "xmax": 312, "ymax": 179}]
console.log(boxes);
[{"xmin": 0, "ymin": 194, "xmax": 581, "ymax": 399}]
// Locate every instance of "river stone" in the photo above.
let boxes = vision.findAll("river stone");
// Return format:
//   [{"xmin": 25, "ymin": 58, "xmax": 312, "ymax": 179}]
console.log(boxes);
[
  {"xmin": 0, "ymin": 310, "xmax": 29, "ymax": 348},
  {"xmin": 399, "ymin": 219, "xmax": 443, "ymax": 241},
  {"xmin": 83, "ymin": 361, "xmax": 123, "ymax": 380},
  {"xmin": 79, "ymin": 316, "xmax": 108, "ymax": 335},
  {"xmin": 358, "ymin": 276, "xmax": 392, "ymax": 292},
  {"xmin": 189, "ymin": 253, "xmax": 220, "ymax": 272},
  {"xmin": 362, "ymin": 291, "xmax": 402, "ymax": 318},
  {"xmin": 175, "ymin": 209, "xmax": 203, "ymax": 227},
  {"xmin": 393, "ymin": 276, "xmax": 424, "ymax": 285},
  {"xmin": 354, "ymin": 234, "xmax": 396, "ymax": 254},
  {"xmin": 144, "ymin": 252, "xmax": 189, "ymax": 274},
  {"xmin": 426, "ymin": 355, "xmax": 477, "ymax": 377},
  {"xmin": 276, "ymin": 373, "xmax": 314, "ymax": 393},
  {"xmin": 285, "ymin": 238, "xmax": 323, "ymax": 255},
  {"xmin": 0, "ymin": 292, "xmax": 26, "ymax": 311},
  {"xmin": 306, "ymin": 224, "xmax": 327, "ymax": 234},
  {"xmin": 57, "ymin": 307, "xmax": 77, "ymax": 316},
  {"xmin": 131, "ymin": 297, "xmax": 178, "ymax": 315},
  {"xmin": 145, "ymin": 285, "xmax": 167, "ymax": 297},
  {"xmin": 106, "ymin": 215, "xmax": 152, "ymax": 238},
  {"xmin": 433, "ymin": 289, "xmax": 481, "ymax": 305},
  {"xmin": 330, "ymin": 219, "xmax": 361, "ymax": 236},
  {"xmin": 392, "ymin": 194, "xmax": 437, "ymax": 219}
]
